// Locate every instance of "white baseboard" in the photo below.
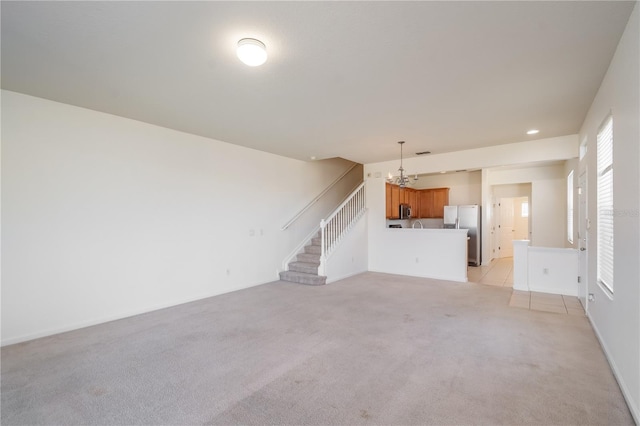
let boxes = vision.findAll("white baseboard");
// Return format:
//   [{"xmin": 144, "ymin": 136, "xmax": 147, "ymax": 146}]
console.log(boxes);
[
  {"xmin": 587, "ymin": 312, "xmax": 639, "ymax": 424},
  {"xmin": 326, "ymin": 269, "xmax": 367, "ymax": 284},
  {"xmin": 527, "ymin": 284, "xmax": 578, "ymax": 297},
  {"xmin": 368, "ymin": 268, "xmax": 467, "ymax": 283}
]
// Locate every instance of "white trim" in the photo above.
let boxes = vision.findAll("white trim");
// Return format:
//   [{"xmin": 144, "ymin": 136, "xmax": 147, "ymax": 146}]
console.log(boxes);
[
  {"xmin": 367, "ymin": 268, "xmax": 468, "ymax": 283},
  {"xmin": 326, "ymin": 270, "xmax": 368, "ymax": 284}
]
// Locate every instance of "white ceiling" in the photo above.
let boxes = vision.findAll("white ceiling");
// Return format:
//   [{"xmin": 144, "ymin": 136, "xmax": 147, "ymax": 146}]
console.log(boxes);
[{"xmin": 1, "ymin": 1, "xmax": 635, "ymax": 164}]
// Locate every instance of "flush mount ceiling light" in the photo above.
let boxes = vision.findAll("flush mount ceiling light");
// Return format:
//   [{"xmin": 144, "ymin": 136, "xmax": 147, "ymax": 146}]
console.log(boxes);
[
  {"xmin": 527, "ymin": 129, "xmax": 540, "ymax": 135},
  {"xmin": 237, "ymin": 38, "xmax": 267, "ymax": 66},
  {"xmin": 387, "ymin": 141, "xmax": 418, "ymax": 188}
]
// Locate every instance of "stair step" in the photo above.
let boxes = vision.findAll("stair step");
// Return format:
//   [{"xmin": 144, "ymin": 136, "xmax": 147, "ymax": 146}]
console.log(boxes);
[
  {"xmin": 296, "ymin": 252, "xmax": 320, "ymax": 263},
  {"xmin": 288, "ymin": 261, "xmax": 319, "ymax": 274},
  {"xmin": 311, "ymin": 237, "xmax": 321, "ymax": 246},
  {"xmin": 279, "ymin": 270, "xmax": 327, "ymax": 286},
  {"xmin": 304, "ymin": 244, "xmax": 321, "ymax": 254}
]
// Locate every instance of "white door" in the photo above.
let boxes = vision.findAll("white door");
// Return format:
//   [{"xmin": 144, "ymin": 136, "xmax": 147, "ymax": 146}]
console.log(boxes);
[
  {"xmin": 578, "ymin": 171, "xmax": 588, "ymax": 309},
  {"xmin": 498, "ymin": 198, "xmax": 515, "ymax": 257},
  {"xmin": 513, "ymin": 197, "xmax": 529, "ymax": 240}
]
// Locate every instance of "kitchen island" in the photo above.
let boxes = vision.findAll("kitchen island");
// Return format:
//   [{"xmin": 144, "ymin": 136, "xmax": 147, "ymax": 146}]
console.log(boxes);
[{"xmin": 368, "ymin": 227, "xmax": 469, "ymax": 282}]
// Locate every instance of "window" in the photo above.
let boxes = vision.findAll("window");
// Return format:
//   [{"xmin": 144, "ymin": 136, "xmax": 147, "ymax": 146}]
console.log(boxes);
[
  {"xmin": 579, "ymin": 138, "xmax": 588, "ymax": 160},
  {"xmin": 597, "ymin": 116, "xmax": 613, "ymax": 293},
  {"xmin": 567, "ymin": 170, "xmax": 574, "ymax": 244},
  {"xmin": 521, "ymin": 202, "xmax": 528, "ymax": 217}
]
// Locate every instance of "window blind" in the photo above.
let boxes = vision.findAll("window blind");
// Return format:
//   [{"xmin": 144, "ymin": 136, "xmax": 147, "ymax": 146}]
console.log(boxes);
[{"xmin": 597, "ymin": 116, "xmax": 613, "ymax": 293}]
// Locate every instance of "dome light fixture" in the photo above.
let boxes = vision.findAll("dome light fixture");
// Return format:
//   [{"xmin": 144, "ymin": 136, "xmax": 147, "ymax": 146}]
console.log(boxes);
[
  {"xmin": 527, "ymin": 129, "xmax": 540, "ymax": 135},
  {"xmin": 237, "ymin": 38, "xmax": 267, "ymax": 66}
]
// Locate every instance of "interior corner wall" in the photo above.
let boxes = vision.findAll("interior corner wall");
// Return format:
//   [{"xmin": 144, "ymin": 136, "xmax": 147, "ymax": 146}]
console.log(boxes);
[
  {"xmin": 578, "ymin": 3, "xmax": 640, "ymax": 422},
  {"xmin": 1, "ymin": 90, "xmax": 354, "ymax": 346}
]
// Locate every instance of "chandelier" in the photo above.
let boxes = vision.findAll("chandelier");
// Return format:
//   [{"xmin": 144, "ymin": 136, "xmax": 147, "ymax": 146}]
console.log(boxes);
[{"xmin": 386, "ymin": 141, "xmax": 418, "ymax": 188}]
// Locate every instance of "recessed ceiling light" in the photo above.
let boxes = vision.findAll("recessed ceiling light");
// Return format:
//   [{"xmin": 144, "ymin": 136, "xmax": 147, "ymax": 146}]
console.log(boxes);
[
  {"xmin": 310, "ymin": 156, "xmax": 316, "ymax": 160},
  {"xmin": 237, "ymin": 38, "xmax": 267, "ymax": 66},
  {"xmin": 527, "ymin": 129, "xmax": 539, "ymax": 135},
  {"xmin": 440, "ymin": 171, "xmax": 447, "ymax": 174}
]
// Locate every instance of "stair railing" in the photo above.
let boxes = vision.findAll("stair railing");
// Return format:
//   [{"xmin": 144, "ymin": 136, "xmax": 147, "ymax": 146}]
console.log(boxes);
[
  {"xmin": 281, "ymin": 163, "xmax": 358, "ymax": 231},
  {"xmin": 318, "ymin": 182, "xmax": 366, "ymax": 276}
]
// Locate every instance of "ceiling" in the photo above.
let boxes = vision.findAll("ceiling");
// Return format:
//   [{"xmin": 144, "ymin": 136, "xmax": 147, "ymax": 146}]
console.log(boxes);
[{"xmin": 1, "ymin": 1, "xmax": 636, "ymax": 164}]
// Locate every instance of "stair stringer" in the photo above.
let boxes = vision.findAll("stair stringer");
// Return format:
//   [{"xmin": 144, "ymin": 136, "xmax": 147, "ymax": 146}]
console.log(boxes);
[
  {"xmin": 280, "ymin": 225, "xmax": 320, "ymax": 273},
  {"xmin": 279, "ymin": 233, "xmax": 327, "ymax": 286}
]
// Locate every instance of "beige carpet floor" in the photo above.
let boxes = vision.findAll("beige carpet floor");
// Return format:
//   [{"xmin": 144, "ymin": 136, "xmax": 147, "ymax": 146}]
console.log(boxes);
[{"xmin": 1, "ymin": 272, "xmax": 634, "ymax": 425}]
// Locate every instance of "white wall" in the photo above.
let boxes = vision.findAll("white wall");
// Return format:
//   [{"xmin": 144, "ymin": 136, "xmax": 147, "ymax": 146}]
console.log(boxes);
[
  {"xmin": 513, "ymin": 243, "xmax": 579, "ymax": 296},
  {"xmin": 415, "ymin": 170, "xmax": 481, "ymax": 206},
  {"xmin": 527, "ymin": 247, "xmax": 579, "ymax": 297},
  {"xmin": 1, "ymin": 90, "xmax": 355, "ymax": 345},
  {"xmin": 325, "ymin": 214, "xmax": 368, "ymax": 283},
  {"xmin": 488, "ymin": 163, "xmax": 567, "ymax": 248},
  {"xmin": 492, "ymin": 183, "xmax": 531, "ymax": 200},
  {"xmin": 578, "ymin": 4, "xmax": 639, "ymax": 422},
  {"xmin": 366, "ymin": 179, "xmax": 468, "ymax": 282}
]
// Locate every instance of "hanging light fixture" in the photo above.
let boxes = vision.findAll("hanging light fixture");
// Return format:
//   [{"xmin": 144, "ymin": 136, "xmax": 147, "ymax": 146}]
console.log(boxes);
[{"xmin": 386, "ymin": 141, "xmax": 418, "ymax": 188}]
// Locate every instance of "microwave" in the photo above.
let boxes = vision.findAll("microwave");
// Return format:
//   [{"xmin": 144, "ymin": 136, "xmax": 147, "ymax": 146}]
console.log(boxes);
[{"xmin": 399, "ymin": 203, "xmax": 411, "ymax": 219}]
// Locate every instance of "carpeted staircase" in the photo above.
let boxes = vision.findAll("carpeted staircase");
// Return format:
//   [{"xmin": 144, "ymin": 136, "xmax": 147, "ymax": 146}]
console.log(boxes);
[{"xmin": 279, "ymin": 235, "xmax": 327, "ymax": 285}]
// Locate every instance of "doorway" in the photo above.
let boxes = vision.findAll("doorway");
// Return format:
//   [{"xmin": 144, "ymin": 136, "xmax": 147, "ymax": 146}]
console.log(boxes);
[{"xmin": 494, "ymin": 196, "xmax": 529, "ymax": 259}]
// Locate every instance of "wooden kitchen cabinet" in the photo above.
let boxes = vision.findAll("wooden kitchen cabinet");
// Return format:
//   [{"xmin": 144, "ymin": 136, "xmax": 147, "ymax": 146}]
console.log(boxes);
[
  {"xmin": 385, "ymin": 184, "xmax": 448, "ymax": 219},
  {"xmin": 385, "ymin": 184, "xmax": 416, "ymax": 219},
  {"xmin": 419, "ymin": 189, "xmax": 433, "ymax": 218},
  {"xmin": 405, "ymin": 188, "xmax": 412, "ymax": 205},
  {"xmin": 414, "ymin": 187, "xmax": 450, "ymax": 219},
  {"xmin": 385, "ymin": 183, "xmax": 393, "ymax": 218},
  {"xmin": 389, "ymin": 183, "xmax": 400, "ymax": 219},
  {"xmin": 431, "ymin": 188, "xmax": 449, "ymax": 218},
  {"xmin": 414, "ymin": 190, "xmax": 421, "ymax": 218},
  {"xmin": 408, "ymin": 189, "xmax": 417, "ymax": 218}
]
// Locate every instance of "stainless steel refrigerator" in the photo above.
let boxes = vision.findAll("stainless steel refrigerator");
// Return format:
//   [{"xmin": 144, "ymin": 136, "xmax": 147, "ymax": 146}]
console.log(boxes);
[{"xmin": 443, "ymin": 205, "xmax": 482, "ymax": 266}]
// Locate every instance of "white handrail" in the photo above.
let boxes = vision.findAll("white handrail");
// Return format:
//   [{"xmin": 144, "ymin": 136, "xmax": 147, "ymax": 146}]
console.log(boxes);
[
  {"xmin": 280, "ymin": 163, "xmax": 358, "ymax": 231},
  {"xmin": 324, "ymin": 182, "xmax": 365, "ymax": 224},
  {"xmin": 318, "ymin": 182, "xmax": 367, "ymax": 275}
]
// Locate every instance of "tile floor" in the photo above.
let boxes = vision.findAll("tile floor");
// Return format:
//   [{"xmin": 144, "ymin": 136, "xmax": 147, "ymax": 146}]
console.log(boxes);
[
  {"xmin": 468, "ymin": 257, "xmax": 585, "ymax": 315},
  {"xmin": 467, "ymin": 257, "xmax": 513, "ymax": 287},
  {"xmin": 509, "ymin": 290, "xmax": 585, "ymax": 315}
]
